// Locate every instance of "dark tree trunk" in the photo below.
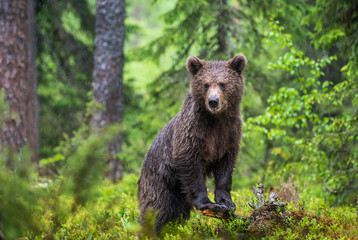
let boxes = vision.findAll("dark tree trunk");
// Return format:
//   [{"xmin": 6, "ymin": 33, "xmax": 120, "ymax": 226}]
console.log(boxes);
[
  {"xmin": 217, "ymin": 0, "xmax": 231, "ymax": 58},
  {"xmin": 92, "ymin": 0, "xmax": 125, "ymax": 181},
  {"xmin": 0, "ymin": 0, "xmax": 39, "ymax": 164}
]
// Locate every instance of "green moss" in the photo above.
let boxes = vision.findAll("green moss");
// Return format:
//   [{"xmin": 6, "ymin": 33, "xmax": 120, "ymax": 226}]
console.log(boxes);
[{"xmin": 19, "ymin": 181, "xmax": 357, "ymax": 240}]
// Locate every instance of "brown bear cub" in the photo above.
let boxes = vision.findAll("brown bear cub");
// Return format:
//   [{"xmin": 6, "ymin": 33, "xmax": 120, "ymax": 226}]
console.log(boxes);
[{"xmin": 138, "ymin": 54, "xmax": 247, "ymax": 233}]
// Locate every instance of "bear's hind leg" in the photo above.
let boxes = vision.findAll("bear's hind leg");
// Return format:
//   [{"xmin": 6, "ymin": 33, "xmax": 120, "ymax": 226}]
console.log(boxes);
[{"xmin": 155, "ymin": 191, "xmax": 191, "ymax": 234}]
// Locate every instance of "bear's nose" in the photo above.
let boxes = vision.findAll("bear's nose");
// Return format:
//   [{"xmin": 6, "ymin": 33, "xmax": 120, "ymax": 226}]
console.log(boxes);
[{"xmin": 208, "ymin": 97, "xmax": 219, "ymax": 108}]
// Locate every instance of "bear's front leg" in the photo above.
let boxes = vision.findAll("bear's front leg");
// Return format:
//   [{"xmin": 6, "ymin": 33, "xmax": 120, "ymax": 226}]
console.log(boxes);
[
  {"xmin": 213, "ymin": 154, "xmax": 236, "ymax": 211},
  {"xmin": 176, "ymin": 158, "xmax": 228, "ymax": 213},
  {"xmin": 190, "ymin": 179, "xmax": 228, "ymax": 213}
]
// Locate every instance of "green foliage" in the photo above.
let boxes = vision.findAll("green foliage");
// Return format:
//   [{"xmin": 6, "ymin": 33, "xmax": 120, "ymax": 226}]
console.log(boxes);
[
  {"xmin": 0, "ymin": 123, "xmax": 122, "ymax": 239},
  {"xmin": 0, "ymin": 150, "xmax": 42, "ymax": 239},
  {"xmin": 17, "ymin": 183, "xmax": 357, "ymax": 239},
  {"xmin": 246, "ymin": 21, "xmax": 357, "ymax": 205},
  {"xmin": 35, "ymin": 0, "xmax": 95, "ymax": 157},
  {"xmin": 12, "ymin": 174, "xmax": 138, "ymax": 240}
]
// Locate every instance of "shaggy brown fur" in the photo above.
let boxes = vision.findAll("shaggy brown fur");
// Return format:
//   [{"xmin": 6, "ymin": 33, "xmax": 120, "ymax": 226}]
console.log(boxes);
[{"xmin": 137, "ymin": 54, "xmax": 247, "ymax": 233}]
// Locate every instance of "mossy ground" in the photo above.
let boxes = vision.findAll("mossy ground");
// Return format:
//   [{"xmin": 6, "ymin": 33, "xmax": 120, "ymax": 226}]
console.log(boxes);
[{"xmin": 23, "ymin": 174, "xmax": 358, "ymax": 239}]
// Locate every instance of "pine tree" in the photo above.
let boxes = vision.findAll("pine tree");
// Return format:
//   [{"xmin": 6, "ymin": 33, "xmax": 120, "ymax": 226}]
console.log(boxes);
[{"xmin": 0, "ymin": 0, "xmax": 39, "ymax": 164}]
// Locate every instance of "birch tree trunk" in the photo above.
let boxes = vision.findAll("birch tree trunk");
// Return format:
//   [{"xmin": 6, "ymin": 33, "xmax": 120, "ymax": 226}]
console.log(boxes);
[
  {"xmin": 0, "ymin": 0, "xmax": 39, "ymax": 164},
  {"xmin": 92, "ymin": 0, "xmax": 125, "ymax": 181}
]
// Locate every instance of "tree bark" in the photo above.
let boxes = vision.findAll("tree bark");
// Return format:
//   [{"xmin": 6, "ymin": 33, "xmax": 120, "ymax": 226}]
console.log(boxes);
[
  {"xmin": 216, "ymin": 0, "xmax": 232, "ymax": 58},
  {"xmin": 92, "ymin": 0, "xmax": 125, "ymax": 181},
  {"xmin": 0, "ymin": 0, "xmax": 39, "ymax": 164}
]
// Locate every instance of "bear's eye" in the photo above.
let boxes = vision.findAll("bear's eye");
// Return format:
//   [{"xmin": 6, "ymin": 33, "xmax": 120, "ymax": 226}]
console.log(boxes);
[
  {"xmin": 204, "ymin": 83, "xmax": 209, "ymax": 90},
  {"xmin": 219, "ymin": 83, "xmax": 226, "ymax": 90}
]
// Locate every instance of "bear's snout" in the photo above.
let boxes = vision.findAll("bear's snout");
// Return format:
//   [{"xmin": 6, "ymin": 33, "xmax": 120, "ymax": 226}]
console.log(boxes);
[
  {"xmin": 206, "ymin": 84, "xmax": 223, "ymax": 113},
  {"xmin": 208, "ymin": 97, "xmax": 219, "ymax": 108}
]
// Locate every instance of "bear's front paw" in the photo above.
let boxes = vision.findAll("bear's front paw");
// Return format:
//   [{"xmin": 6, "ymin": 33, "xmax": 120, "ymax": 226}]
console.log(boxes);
[
  {"xmin": 203, "ymin": 203, "xmax": 228, "ymax": 213},
  {"xmin": 194, "ymin": 199, "xmax": 228, "ymax": 213},
  {"xmin": 217, "ymin": 199, "xmax": 236, "ymax": 211}
]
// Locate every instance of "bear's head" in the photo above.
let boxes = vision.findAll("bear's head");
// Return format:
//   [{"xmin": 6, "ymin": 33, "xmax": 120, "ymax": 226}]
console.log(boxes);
[{"xmin": 186, "ymin": 54, "xmax": 247, "ymax": 115}]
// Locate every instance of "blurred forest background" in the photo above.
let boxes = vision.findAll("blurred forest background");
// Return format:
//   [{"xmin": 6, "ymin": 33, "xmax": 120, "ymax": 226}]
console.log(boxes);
[{"xmin": 0, "ymin": 0, "xmax": 357, "ymax": 239}]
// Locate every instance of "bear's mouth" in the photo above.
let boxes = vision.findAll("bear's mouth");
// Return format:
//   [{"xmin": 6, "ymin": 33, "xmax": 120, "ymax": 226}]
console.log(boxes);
[{"xmin": 207, "ymin": 105, "xmax": 222, "ymax": 114}]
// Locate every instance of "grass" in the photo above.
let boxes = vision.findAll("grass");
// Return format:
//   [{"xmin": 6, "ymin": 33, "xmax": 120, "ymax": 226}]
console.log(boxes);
[{"xmin": 22, "ymin": 174, "xmax": 358, "ymax": 240}]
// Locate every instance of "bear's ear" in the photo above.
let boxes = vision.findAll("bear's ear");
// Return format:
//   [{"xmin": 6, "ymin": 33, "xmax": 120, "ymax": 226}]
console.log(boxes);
[
  {"xmin": 227, "ymin": 54, "xmax": 247, "ymax": 74},
  {"xmin": 186, "ymin": 56, "xmax": 205, "ymax": 75}
]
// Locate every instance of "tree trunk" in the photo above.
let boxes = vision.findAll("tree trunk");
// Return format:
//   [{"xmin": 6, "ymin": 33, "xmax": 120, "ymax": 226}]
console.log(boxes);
[
  {"xmin": 216, "ymin": 0, "xmax": 232, "ymax": 58},
  {"xmin": 0, "ymin": 0, "xmax": 39, "ymax": 164},
  {"xmin": 92, "ymin": 0, "xmax": 125, "ymax": 181}
]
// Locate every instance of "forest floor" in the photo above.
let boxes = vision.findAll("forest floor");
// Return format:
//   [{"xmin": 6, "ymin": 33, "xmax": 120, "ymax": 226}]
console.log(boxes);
[{"xmin": 23, "ymin": 174, "xmax": 358, "ymax": 240}]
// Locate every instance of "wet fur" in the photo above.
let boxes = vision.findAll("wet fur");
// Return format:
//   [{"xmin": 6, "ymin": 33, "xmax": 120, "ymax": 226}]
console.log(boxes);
[{"xmin": 138, "ymin": 54, "xmax": 247, "ymax": 234}]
